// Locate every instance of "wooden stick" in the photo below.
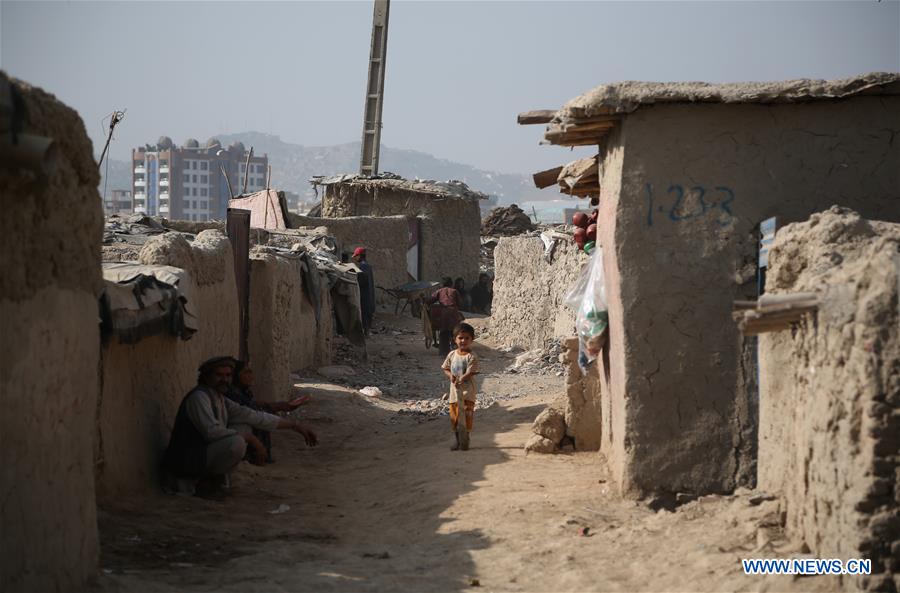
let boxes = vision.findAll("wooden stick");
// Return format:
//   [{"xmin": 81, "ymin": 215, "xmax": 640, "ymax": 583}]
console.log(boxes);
[
  {"xmin": 242, "ymin": 146, "xmax": 253, "ymax": 194},
  {"xmin": 266, "ymin": 165, "xmax": 272, "ymax": 189},
  {"xmin": 742, "ymin": 312, "xmax": 810, "ymax": 326},
  {"xmin": 518, "ymin": 110, "xmax": 556, "ymax": 125},
  {"xmin": 758, "ymin": 292, "xmax": 818, "ymax": 308},
  {"xmin": 544, "ymin": 129, "xmax": 613, "ymax": 145},
  {"xmin": 546, "ymin": 123, "xmax": 616, "ymax": 139},
  {"xmin": 220, "ymin": 164, "xmax": 235, "ymax": 200},
  {"xmin": 560, "ymin": 113, "xmax": 619, "ymax": 125},
  {"xmin": 533, "ymin": 165, "xmax": 564, "ymax": 189},
  {"xmin": 553, "ymin": 136, "xmax": 610, "ymax": 147},
  {"xmin": 561, "ymin": 119, "xmax": 621, "ymax": 133}
]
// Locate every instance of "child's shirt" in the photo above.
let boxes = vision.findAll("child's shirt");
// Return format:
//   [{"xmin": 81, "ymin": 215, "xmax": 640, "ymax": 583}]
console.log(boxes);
[{"xmin": 442, "ymin": 350, "xmax": 479, "ymax": 403}]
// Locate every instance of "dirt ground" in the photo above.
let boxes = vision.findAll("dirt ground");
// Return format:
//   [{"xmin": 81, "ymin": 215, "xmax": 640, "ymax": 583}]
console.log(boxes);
[{"xmin": 95, "ymin": 312, "xmax": 845, "ymax": 593}]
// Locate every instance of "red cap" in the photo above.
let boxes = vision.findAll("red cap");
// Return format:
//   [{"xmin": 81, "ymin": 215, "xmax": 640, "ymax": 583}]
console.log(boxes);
[{"xmin": 352, "ymin": 247, "xmax": 366, "ymax": 257}]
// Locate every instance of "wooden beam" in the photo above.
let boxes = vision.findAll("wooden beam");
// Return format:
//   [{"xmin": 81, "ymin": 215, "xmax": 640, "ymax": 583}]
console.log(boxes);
[
  {"xmin": 518, "ymin": 110, "xmax": 557, "ymax": 125},
  {"xmin": 544, "ymin": 127, "xmax": 612, "ymax": 145},
  {"xmin": 561, "ymin": 185, "xmax": 600, "ymax": 197},
  {"xmin": 733, "ymin": 292, "xmax": 819, "ymax": 335},
  {"xmin": 562, "ymin": 119, "xmax": 620, "ymax": 133},
  {"xmin": 533, "ymin": 165, "xmax": 564, "ymax": 189},
  {"xmin": 553, "ymin": 136, "xmax": 609, "ymax": 147}
]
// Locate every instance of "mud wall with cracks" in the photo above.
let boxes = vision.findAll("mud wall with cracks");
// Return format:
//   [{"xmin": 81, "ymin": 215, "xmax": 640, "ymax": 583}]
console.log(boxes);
[
  {"xmin": 320, "ymin": 185, "xmax": 481, "ymax": 288},
  {"xmin": 287, "ymin": 213, "xmax": 412, "ymax": 306},
  {"xmin": 603, "ymin": 95, "xmax": 900, "ymax": 498},
  {"xmin": 562, "ymin": 338, "xmax": 604, "ymax": 450},
  {"xmin": 758, "ymin": 207, "xmax": 899, "ymax": 592},
  {"xmin": 594, "ymin": 125, "xmax": 629, "ymax": 487},
  {"xmin": 0, "ymin": 73, "xmax": 103, "ymax": 592},
  {"xmin": 490, "ymin": 236, "xmax": 587, "ymax": 350},
  {"xmin": 97, "ymin": 231, "xmax": 239, "ymax": 497},
  {"xmin": 248, "ymin": 248, "xmax": 333, "ymax": 400}
]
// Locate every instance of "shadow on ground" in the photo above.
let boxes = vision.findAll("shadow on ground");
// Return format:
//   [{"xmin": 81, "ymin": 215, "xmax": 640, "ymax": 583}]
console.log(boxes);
[{"xmin": 96, "ymin": 311, "xmax": 548, "ymax": 592}]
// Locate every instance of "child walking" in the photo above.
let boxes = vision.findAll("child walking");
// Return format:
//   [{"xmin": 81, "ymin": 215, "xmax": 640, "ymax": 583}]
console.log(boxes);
[{"xmin": 441, "ymin": 323, "xmax": 479, "ymax": 451}]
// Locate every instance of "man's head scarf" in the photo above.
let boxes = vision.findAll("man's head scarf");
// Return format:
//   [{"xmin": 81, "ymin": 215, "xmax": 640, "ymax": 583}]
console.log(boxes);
[{"xmin": 198, "ymin": 356, "xmax": 236, "ymax": 377}]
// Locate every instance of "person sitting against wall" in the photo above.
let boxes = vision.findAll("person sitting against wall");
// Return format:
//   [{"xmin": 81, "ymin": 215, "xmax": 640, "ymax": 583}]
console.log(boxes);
[
  {"xmin": 162, "ymin": 356, "xmax": 317, "ymax": 497},
  {"xmin": 470, "ymin": 273, "xmax": 493, "ymax": 314},
  {"xmin": 225, "ymin": 360, "xmax": 309, "ymax": 463},
  {"xmin": 454, "ymin": 277, "xmax": 471, "ymax": 311},
  {"xmin": 428, "ymin": 277, "xmax": 464, "ymax": 356}
]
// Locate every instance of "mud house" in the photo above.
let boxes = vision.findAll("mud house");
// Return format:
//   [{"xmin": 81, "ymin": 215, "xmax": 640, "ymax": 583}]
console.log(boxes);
[
  {"xmin": 746, "ymin": 207, "xmax": 899, "ymax": 591},
  {"xmin": 286, "ymin": 213, "xmax": 416, "ymax": 307},
  {"xmin": 1, "ymin": 72, "xmax": 103, "ymax": 592},
  {"xmin": 310, "ymin": 174, "xmax": 484, "ymax": 290},
  {"xmin": 517, "ymin": 72, "xmax": 900, "ymax": 498}
]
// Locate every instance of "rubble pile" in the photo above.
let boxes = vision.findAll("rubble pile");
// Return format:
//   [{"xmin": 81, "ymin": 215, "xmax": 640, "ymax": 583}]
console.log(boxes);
[
  {"xmin": 524, "ymin": 406, "xmax": 576, "ymax": 454},
  {"xmin": 480, "ymin": 238, "xmax": 498, "ymax": 275},
  {"xmin": 397, "ymin": 392, "xmax": 508, "ymax": 419},
  {"xmin": 102, "ymin": 215, "xmax": 228, "ymax": 262},
  {"xmin": 481, "ymin": 204, "xmax": 535, "ymax": 236},
  {"xmin": 103, "ymin": 214, "xmax": 167, "ymax": 244},
  {"xmin": 506, "ymin": 340, "xmax": 566, "ymax": 376}
]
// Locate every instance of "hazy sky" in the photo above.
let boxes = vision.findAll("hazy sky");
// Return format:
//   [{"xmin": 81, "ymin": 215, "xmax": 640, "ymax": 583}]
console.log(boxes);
[{"xmin": 2, "ymin": 0, "xmax": 898, "ymax": 175}]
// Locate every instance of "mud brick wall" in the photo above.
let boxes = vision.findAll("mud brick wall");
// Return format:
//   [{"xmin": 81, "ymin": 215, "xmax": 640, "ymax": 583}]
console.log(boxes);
[
  {"xmin": 287, "ymin": 213, "xmax": 412, "ymax": 307},
  {"xmin": 97, "ymin": 231, "xmax": 239, "ymax": 497},
  {"xmin": 596, "ymin": 95, "xmax": 900, "ymax": 498},
  {"xmin": 249, "ymin": 248, "xmax": 333, "ymax": 400},
  {"xmin": 490, "ymin": 236, "xmax": 586, "ymax": 350},
  {"xmin": 758, "ymin": 208, "xmax": 899, "ymax": 592},
  {"xmin": 320, "ymin": 184, "xmax": 481, "ymax": 289},
  {"xmin": 0, "ymin": 73, "xmax": 103, "ymax": 592},
  {"xmin": 562, "ymin": 338, "xmax": 604, "ymax": 450}
]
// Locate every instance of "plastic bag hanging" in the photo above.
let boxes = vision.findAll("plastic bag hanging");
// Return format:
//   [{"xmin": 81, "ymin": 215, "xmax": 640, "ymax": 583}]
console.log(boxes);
[{"xmin": 565, "ymin": 245, "xmax": 608, "ymax": 363}]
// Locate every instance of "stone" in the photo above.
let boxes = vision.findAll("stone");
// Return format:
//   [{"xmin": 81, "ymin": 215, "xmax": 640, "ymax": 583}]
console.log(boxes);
[
  {"xmin": 524, "ymin": 434, "xmax": 557, "ymax": 454},
  {"xmin": 532, "ymin": 407, "xmax": 566, "ymax": 444}
]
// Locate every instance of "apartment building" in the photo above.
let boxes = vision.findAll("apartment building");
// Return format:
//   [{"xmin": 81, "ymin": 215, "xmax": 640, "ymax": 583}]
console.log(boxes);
[{"xmin": 132, "ymin": 137, "xmax": 268, "ymax": 221}]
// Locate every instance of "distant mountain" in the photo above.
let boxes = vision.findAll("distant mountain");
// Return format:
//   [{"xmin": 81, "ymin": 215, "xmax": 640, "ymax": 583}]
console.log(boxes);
[
  {"xmin": 217, "ymin": 132, "xmax": 546, "ymax": 204},
  {"xmin": 99, "ymin": 132, "xmax": 552, "ymax": 206}
]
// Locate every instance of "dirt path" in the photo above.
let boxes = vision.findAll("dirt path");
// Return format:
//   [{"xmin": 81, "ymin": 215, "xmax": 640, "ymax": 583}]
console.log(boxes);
[{"xmin": 96, "ymin": 313, "xmax": 843, "ymax": 592}]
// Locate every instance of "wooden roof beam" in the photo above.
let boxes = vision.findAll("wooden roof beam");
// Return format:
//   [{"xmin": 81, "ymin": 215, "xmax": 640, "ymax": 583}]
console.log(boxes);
[
  {"xmin": 533, "ymin": 165, "xmax": 564, "ymax": 189},
  {"xmin": 518, "ymin": 110, "xmax": 557, "ymax": 125}
]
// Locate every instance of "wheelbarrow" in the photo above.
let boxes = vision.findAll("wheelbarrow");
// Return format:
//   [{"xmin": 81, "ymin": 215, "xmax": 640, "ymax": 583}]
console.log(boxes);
[
  {"xmin": 378, "ymin": 280, "xmax": 440, "ymax": 316},
  {"xmin": 378, "ymin": 280, "xmax": 441, "ymax": 350}
]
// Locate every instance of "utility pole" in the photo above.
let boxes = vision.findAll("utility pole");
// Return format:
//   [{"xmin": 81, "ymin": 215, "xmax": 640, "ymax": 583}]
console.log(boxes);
[{"xmin": 359, "ymin": 0, "xmax": 390, "ymax": 176}]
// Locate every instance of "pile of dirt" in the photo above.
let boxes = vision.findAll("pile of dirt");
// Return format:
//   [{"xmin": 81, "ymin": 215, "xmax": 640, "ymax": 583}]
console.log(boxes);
[{"xmin": 481, "ymin": 204, "xmax": 535, "ymax": 236}]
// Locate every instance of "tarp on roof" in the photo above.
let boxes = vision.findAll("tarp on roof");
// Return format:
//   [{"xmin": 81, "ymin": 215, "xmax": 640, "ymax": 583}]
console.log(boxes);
[{"xmin": 101, "ymin": 262, "xmax": 198, "ymax": 343}]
